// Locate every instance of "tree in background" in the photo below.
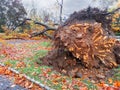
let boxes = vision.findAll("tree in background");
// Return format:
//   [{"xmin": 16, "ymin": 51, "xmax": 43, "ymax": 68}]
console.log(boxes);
[
  {"xmin": 0, "ymin": 0, "xmax": 27, "ymax": 32},
  {"xmin": 92, "ymin": 0, "xmax": 119, "ymax": 9}
]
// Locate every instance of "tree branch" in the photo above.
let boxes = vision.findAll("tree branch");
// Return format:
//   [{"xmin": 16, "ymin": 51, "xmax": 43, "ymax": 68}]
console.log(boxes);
[
  {"xmin": 102, "ymin": 7, "xmax": 120, "ymax": 16},
  {"xmin": 56, "ymin": 0, "xmax": 61, "ymax": 6},
  {"xmin": 13, "ymin": 18, "xmax": 57, "ymax": 39},
  {"xmin": 34, "ymin": 21, "xmax": 57, "ymax": 30},
  {"xmin": 43, "ymin": 32, "xmax": 54, "ymax": 39},
  {"xmin": 30, "ymin": 28, "xmax": 56, "ymax": 38}
]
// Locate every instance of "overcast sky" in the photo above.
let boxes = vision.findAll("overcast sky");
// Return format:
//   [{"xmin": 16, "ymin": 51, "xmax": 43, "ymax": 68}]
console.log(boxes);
[
  {"xmin": 22, "ymin": 0, "xmax": 101, "ymax": 16},
  {"xmin": 21, "ymin": 0, "xmax": 119, "ymax": 21}
]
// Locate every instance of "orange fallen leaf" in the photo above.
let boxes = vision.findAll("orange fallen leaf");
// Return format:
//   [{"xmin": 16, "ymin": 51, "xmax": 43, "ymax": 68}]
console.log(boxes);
[
  {"xmin": 62, "ymin": 85, "xmax": 67, "ymax": 90},
  {"xmin": 79, "ymin": 86, "xmax": 88, "ymax": 90},
  {"xmin": 16, "ymin": 62, "xmax": 26, "ymax": 68},
  {"xmin": 98, "ymin": 82, "xmax": 106, "ymax": 87},
  {"xmin": 105, "ymin": 86, "xmax": 118, "ymax": 90},
  {"xmin": 24, "ymin": 80, "xmax": 30, "ymax": 88},
  {"xmin": 52, "ymin": 79, "xmax": 59, "ymax": 85},
  {"xmin": 108, "ymin": 78, "xmax": 113, "ymax": 84},
  {"xmin": 114, "ymin": 81, "xmax": 120, "ymax": 87},
  {"xmin": 5, "ymin": 69, "xmax": 11, "ymax": 75}
]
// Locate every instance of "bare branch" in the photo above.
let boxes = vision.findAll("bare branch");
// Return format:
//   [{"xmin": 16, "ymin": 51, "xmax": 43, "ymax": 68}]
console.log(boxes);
[
  {"xmin": 102, "ymin": 7, "xmax": 120, "ymax": 16},
  {"xmin": 13, "ymin": 18, "xmax": 57, "ymax": 39},
  {"xmin": 56, "ymin": 0, "xmax": 61, "ymax": 6},
  {"xmin": 30, "ymin": 28, "xmax": 56, "ymax": 38},
  {"xmin": 43, "ymin": 32, "xmax": 54, "ymax": 39},
  {"xmin": 34, "ymin": 21, "xmax": 57, "ymax": 30}
]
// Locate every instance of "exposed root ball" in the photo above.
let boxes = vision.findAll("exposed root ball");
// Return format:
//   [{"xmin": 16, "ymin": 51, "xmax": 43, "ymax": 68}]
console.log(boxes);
[
  {"xmin": 40, "ymin": 7, "xmax": 120, "ymax": 81},
  {"xmin": 54, "ymin": 22, "xmax": 117, "ymax": 68}
]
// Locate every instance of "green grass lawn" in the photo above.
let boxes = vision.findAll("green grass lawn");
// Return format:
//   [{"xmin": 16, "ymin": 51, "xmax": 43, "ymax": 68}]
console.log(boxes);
[{"xmin": 0, "ymin": 40, "xmax": 120, "ymax": 90}]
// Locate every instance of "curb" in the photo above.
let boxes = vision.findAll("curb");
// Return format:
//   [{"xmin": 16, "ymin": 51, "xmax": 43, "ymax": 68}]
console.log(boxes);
[{"xmin": 0, "ymin": 63, "xmax": 54, "ymax": 90}]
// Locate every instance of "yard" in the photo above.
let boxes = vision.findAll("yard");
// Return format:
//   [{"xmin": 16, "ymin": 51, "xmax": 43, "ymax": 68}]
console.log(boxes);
[
  {"xmin": 0, "ymin": 0, "xmax": 120, "ymax": 90},
  {"xmin": 0, "ymin": 39, "xmax": 120, "ymax": 90}
]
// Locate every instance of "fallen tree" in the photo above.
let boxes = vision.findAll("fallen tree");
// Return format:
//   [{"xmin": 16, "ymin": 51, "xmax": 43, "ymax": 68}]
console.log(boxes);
[
  {"xmin": 12, "ymin": 18, "xmax": 57, "ymax": 39},
  {"xmin": 38, "ymin": 7, "xmax": 120, "ymax": 81},
  {"xmin": 30, "ymin": 21, "xmax": 57, "ymax": 39},
  {"xmin": 12, "ymin": 7, "xmax": 120, "ymax": 39}
]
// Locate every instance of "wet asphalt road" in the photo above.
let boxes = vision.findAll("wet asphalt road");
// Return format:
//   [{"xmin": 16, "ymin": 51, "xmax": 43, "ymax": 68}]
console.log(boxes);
[{"xmin": 0, "ymin": 75, "xmax": 27, "ymax": 90}]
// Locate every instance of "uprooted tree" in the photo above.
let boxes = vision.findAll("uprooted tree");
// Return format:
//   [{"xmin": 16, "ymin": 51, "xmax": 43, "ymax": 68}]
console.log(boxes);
[
  {"xmin": 35, "ymin": 7, "xmax": 120, "ymax": 79},
  {"xmin": 13, "ymin": 7, "xmax": 120, "ymax": 79},
  {"xmin": 4, "ymin": 6, "xmax": 119, "ymax": 80}
]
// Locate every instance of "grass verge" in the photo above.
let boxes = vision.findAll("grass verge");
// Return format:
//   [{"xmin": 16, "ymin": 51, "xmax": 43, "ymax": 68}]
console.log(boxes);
[{"xmin": 0, "ymin": 40, "xmax": 120, "ymax": 90}]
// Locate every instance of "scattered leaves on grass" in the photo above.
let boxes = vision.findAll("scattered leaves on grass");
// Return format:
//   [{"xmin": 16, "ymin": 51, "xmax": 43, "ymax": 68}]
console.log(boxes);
[
  {"xmin": 0, "ymin": 66, "xmax": 43, "ymax": 90},
  {"xmin": 0, "ymin": 39, "xmax": 120, "ymax": 90}
]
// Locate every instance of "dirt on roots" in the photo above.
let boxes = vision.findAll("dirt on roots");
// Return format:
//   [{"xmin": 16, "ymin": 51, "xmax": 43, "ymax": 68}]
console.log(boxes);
[{"xmin": 39, "ymin": 7, "xmax": 120, "ymax": 83}]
